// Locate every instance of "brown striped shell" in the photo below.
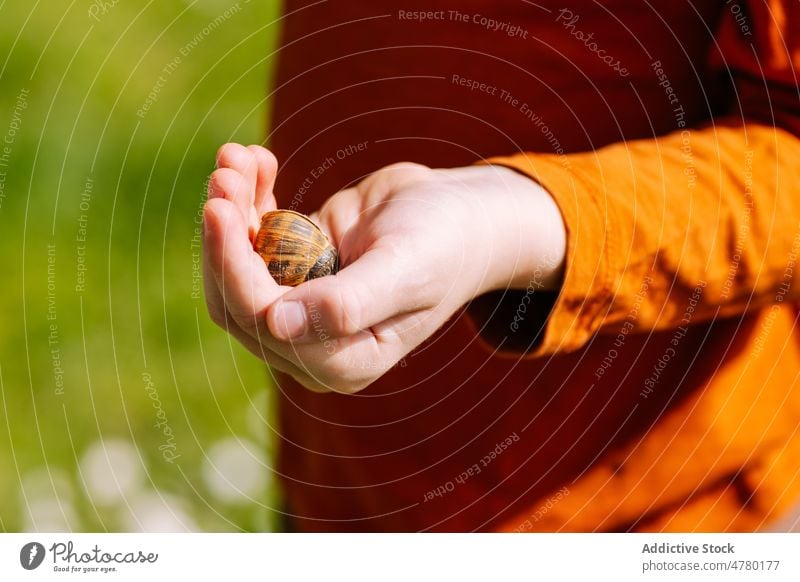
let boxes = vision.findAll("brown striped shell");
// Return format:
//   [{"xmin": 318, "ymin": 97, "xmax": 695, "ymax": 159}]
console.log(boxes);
[{"xmin": 254, "ymin": 210, "xmax": 339, "ymax": 287}]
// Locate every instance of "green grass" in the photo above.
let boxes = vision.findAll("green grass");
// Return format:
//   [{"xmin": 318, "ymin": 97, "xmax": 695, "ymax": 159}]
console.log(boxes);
[{"xmin": 0, "ymin": 0, "xmax": 282, "ymax": 531}]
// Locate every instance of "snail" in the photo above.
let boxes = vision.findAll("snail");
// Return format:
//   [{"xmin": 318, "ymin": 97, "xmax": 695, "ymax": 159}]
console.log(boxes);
[{"xmin": 253, "ymin": 209, "xmax": 339, "ymax": 287}]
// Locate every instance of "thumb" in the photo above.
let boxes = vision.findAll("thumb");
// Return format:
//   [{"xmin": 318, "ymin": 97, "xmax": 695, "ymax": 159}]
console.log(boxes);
[{"xmin": 266, "ymin": 245, "xmax": 432, "ymax": 342}]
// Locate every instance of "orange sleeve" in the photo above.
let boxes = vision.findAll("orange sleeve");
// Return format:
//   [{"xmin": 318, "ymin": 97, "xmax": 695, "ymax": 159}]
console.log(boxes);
[{"xmin": 471, "ymin": 0, "xmax": 800, "ymax": 357}]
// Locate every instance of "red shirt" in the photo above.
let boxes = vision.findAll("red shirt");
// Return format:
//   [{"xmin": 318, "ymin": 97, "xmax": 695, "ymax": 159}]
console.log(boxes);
[{"xmin": 268, "ymin": 0, "xmax": 800, "ymax": 531}]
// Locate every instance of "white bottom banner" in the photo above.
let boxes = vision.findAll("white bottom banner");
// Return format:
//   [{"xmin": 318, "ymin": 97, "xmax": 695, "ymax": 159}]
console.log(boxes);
[{"xmin": 0, "ymin": 533, "xmax": 797, "ymax": 581}]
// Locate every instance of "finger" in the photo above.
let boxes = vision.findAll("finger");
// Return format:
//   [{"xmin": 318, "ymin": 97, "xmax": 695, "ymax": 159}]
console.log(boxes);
[
  {"xmin": 203, "ymin": 227, "xmax": 232, "ymax": 327},
  {"xmin": 203, "ymin": 241, "xmax": 268, "ymax": 358},
  {"xmin": 215, "ymin": 143, "xmax": 259, "ymax": 236},
  {"xmin": 279, "ymin": 311, "xmax": 433, "ymax": 394},
  {"xmin": 246, "ymin": 145, "xmax": 279, "ymax": 216},
  {"xmin": 203, "ymin": 193, "xmax": 253, "ymax": 343},
  {"xmin": 208, "ymin": 167, "xmax": 262, "ymax": 242},
  {"xmin": 266, "ymin": 243, "xmax": 432, "ymax": 342},
  {"xmin": 205, "ymin": 146, "xmax": 278, "ymax": 331},
  {"xmin": 203, "ymin": 196, "xmax": 287, "ymax": 335}
]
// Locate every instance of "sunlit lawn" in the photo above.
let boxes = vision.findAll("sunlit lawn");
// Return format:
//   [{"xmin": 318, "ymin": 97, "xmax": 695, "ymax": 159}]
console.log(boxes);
[{"xmin": 0, "ymin": 0, "xmax": 281, "ymax": 531}]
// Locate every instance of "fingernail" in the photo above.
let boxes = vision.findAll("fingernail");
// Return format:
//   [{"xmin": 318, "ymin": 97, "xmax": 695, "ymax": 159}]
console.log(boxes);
[{"xmin": 272, "ymin": 301, "xmax": 306, "ymax": 340}]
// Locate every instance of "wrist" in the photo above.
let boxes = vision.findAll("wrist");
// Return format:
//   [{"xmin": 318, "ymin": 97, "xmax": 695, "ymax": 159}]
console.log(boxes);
[{"xmin": 477, "ymin": 165, "xmax": 567, "ymax": 294}]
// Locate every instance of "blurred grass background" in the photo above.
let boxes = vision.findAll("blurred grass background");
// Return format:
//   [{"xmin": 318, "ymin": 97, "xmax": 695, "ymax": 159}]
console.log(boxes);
[{"xmin": 0, "ymin": 0, "xmax": 282, "ymax": 531}]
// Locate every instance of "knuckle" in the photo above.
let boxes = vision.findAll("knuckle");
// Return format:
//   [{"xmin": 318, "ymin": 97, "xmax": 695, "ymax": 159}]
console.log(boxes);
[
  {"xmin": 319, "ymin": 352, "xmax": 387, "ymax": 394},
  {"xmin": 301, "ymin": 379, "xmax": 331, "ymax": 394},
  {"xmin": 258, "ymin": 147, "xmax": 278, "ymax": 171},
  {"xmin": 228, "ymin": 307, "xmax": 260, "ymax": 335},
  {"xmin": 324, "ymin": 373, "xmax": 369, "ymax": 395},
  {"xmin": 215, "ymin": 143, "xmax": 231, "ymax": 161},
  {"xmin": 320, "ymin": 285, "xmax": 362, "ymax": 337},
  {"xmin": 361, "ymin": 162, "xmax": 433, "ymax": 194},
  {"xmin": 208, "ymin": 169, "xmax": 225, "ymax": 196},
  {"xmin": 208, "ymin": 168, "xmax": 238, "ymax": 199},
  {"xmin": 207, "ymin": 305, "xmax": 228, "ymax": 328},
  {"xmin": 382, "ymin": 161, "xmax": 431, "ymax": 175},
  {"xmin": 321, "ymin": 358, "xmax": 352, "ymax": 384},
  {"xmin": 216, "ymin": 142, "xmax": 245, "ymax": 166},
  {"xmin": 382, "ymin": 162, "xmax": 433, "ymax": 185},
  {"xmin": 316, "ymin": 354, "xmax": 367, "ymax": 393}
]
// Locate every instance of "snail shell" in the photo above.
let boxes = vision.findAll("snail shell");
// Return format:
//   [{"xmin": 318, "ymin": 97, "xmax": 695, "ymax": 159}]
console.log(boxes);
[{"xmin": 254, "ymin": 210, "xmax": 339, "ymax": 287}]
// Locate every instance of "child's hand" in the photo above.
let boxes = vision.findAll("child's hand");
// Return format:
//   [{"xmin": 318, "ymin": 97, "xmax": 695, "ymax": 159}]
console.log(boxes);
[{"xmin": 203, "ymin": 143, "xmax": 566, "ymax": 393}]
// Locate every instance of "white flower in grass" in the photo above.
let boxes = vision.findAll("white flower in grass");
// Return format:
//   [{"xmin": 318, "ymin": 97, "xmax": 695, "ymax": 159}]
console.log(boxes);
[
  {"xmin": 23, "ymin": 498, "xmax": 78, "ymax": 532},
  {"xmin": 79, "ymin": 438, "xmax": 142, "ymax": 506},
  {"xmin": 121, "ymin": 491, "xmax": 198, "ymax": 532},
  {"xmin": 202, "ymin": 437, "xmax": 269, "ymax": 503},
  {"xmin": 20, "ymin": 468, "xmax": 78, "ymax": 532}
]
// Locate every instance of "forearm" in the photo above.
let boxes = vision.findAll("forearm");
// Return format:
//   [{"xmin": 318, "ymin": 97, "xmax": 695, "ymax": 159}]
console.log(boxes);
[
  {"xmin": 443, "ymin": 165, "xmax": 567, "ymax": 296},
  {"xmin": 485, "ymin": 119, "xmax": 800, "ymax": 354}
]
